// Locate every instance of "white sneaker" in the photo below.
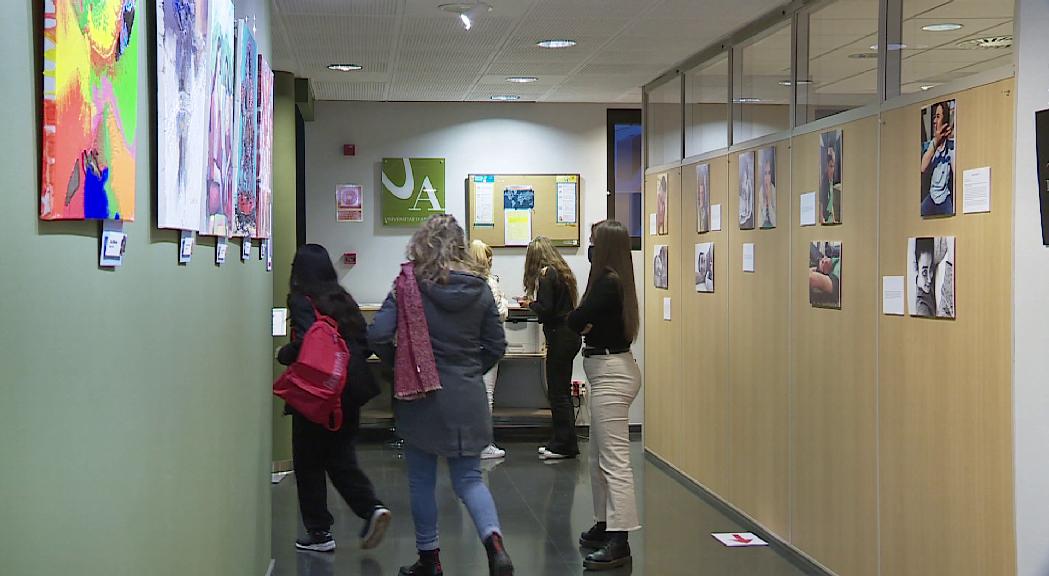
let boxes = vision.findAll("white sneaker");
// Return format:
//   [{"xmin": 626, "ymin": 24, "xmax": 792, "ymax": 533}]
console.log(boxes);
[
  {"xmin": 539, "ymin": 449, "xmax": 574, "ymax": 460},
  {"xmin": 481, "ymin": 445, "xmax": 506, "ymax": 459}
]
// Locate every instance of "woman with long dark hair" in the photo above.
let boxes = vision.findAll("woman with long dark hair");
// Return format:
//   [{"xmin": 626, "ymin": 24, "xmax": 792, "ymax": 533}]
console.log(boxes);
[
  {"xmin": 520, "ymin": 236, "xmax": 581, "ymax": 460},
  {"xmin": 567, "ymin": 220, "xmax": 641, "ymax": 570},
  {"xmin": 276, "ymin": 244, "xmax": 391, "ymax": 553},
  {"xmin": 368, "ymin": 215, "xmax": 513, "ymax": 576}
]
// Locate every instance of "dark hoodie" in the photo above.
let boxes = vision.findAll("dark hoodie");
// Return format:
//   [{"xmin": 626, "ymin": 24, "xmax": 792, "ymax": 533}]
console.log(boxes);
[{"xmin": 368, "ymin": 270, "xmax": 507, "ymax": 457}]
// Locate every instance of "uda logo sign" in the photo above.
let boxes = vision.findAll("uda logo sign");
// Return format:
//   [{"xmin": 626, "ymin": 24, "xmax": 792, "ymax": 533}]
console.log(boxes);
[{"xmin": 381, "ymin": 158, "xmax": 446, "ymax": 226}]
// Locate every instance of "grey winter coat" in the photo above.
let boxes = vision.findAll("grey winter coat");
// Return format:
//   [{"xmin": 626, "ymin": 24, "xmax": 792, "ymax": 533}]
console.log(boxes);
[{"xmin": 367, "ymin": 271, "xmax": 507, "ymax": 457}]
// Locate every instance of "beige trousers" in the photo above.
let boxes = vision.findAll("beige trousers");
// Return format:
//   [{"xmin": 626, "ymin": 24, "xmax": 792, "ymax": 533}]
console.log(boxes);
[{"xmin": 584, "ymin": 352, "xmax": 642, "ymax": 531}]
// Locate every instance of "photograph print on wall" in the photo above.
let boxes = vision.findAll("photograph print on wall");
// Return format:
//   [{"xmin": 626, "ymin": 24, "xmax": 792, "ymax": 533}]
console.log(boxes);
[
  {"xmin": 920, "ymin": 99, "xmax": 957, "ymax": 218},
  {"xmin": 809, "ymin": 241, "xmax": 842, "ymax": 309},
  {"xmin": 819, "ymin": 129, "xmax": 843, "ymax": 225},
  {"xmin": 758, "ymin": 147, "xmax": 776, "ymax": 229},
  {"xmin": 656, "ymin": 173, "xmax": 669, "ymax": 235},
  {"xmin": 697, "ymin": 163, "xmax": 711, "ymax": 233},
  {"xmin": 695, "ymin": 242, "xmax": 714, "ymax": 293},
  {"xmin": 653, "ymin": 245, "xmax": 669, "ymax": 290},
  {"xmin": 738, "ymin": 150, "xmax": 755, "ymax": 230},
  {"xmin": 908, "ymin": 236, "xmax": 955, "ymax": 318}
]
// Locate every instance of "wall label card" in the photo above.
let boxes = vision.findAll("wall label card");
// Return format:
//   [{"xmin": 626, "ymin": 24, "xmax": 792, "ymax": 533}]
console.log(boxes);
[
  {"xmin": 272, "ymin": 308, "xmax": 288, "ymax": 337},
  {"xmin": 883, "ymin": 276, "xmax": 905, "ymax": 315},
  {"xmin": 742, "ymin": 243, "xmax": 755, "ymax": 273},
  {"xmin": 711, "ymin": 204, "xmax": 722, "ymax": 231},
  {"xmin": 663, "ymin": 297, "xmax": 672, "ymax": 321},
  {"xmin": 473, "ymin": 175, "xmax": 495, "ymax": 225},
  {"xmin": 800, "ymin": 192, "xmax": 817, "ymax": 227},
  {"xmin": 649, "ymin": 213, "xmax": 657, "ymax": 235},
  {"xmin": 216, "ymin": 237, "xmax": 228, "ymax": 265},
  {"xmin": 556, "ymin": 175, "xmax": 578, "ymax": 224},
  {"xmin": 712, "ymin": 533, "xmax": 768, "ymax": 547},
  {"xmin": 99, "ymin": 221, "xmax": 126, "ymax": 268},
  {"xmin": 962, "ymin": 167, "xmax": 991, "ymax": 214},
  {"xmin": 179, "ymin": 230, "xmax": 194, "ymax": 264}
]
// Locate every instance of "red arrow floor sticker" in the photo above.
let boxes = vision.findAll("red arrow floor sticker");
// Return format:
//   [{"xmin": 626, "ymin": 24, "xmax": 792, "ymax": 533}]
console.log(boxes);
[{"xmin": 712, "ymin": 532, "xmax": 769, "ymax": 547}]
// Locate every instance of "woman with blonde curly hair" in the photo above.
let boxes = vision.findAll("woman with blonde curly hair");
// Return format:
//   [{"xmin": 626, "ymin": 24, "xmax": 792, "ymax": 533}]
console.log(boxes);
[
  {"xmin": 468, "ymin": 239, "xmax": 510, "ymax": 459},
  {"xmin": 368, "ymin": 215, "xmax": 513, "ymax": 576}
]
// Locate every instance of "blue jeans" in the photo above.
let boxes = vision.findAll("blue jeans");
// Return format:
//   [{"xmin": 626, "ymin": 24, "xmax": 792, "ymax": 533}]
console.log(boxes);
[{"xmin": 405, "ymin": 445, "xmax": 502, "ymax": 550}]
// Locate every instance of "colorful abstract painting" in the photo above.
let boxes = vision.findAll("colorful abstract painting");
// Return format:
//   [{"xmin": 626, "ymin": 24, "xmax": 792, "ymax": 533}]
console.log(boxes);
[
  {"xmin": 254, "ymin": 55, "xmax": 273, "ymax": 239},
  {"xmin": 157, "ymin": 0, "xmax": 210, "ymax": 230},
  {"xmin": 200, "ymin": 0, "xmax": 235, "ymax": 236},
  {"xmin": 42, "ymin": 0, "xmax": 139, "ymax": 221},
  {"xmin": 231, "ymin": 21, "xmax": 259, "ymax": 237}
]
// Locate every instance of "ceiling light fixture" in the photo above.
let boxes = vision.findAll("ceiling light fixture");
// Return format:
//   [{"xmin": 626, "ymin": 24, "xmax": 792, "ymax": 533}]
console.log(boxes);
[
  {"xmin": 920, "ymin": 84, "xmax": 938, "ymax": 91},
  {"xmin": 922, "ymin": 23, "xmax": 963, "ymax": 32},
  {"xmin": 327, "ymin": 64, "xmax": 363, "ymax": 72},
  {"xmin": 537, "ymin": 39, "xmax": 577, "ymax": 49},
  {"xmin": 957, "ymin": 35, "xmax": 1013, "ymax": 49},
  {"xmin": 507, "ymin": 76, "xmax": 538, "ymax": 83},
  {"xmin": 490, "ymin": 95, "xmax": 521, "ymax": 101},
  {"xmin": 870, "ymin": 43, "xmax": 907, "ymax": 51},
  {"xmin": 439, "ymin": 1, "xmax": 491, "ymax": 31}
]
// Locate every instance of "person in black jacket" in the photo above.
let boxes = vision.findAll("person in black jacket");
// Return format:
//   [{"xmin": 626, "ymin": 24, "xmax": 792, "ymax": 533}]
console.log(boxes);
[
  {"xmin": 567, "ymin": 220, "xmax": 642, "ymax": 571},
  {"xmin": 277, "ymin": 244, "xmax": 391, "ymax": 553},
  {"xmin": 520, "ymin": 236, "xmax": 581, "ymax": 460}
]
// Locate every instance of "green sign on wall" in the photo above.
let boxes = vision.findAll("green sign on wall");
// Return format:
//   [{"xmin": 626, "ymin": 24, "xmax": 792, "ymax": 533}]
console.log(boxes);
[{"xmin": 381, "ymin": 157, "xmax": 446, "ymax": 226}]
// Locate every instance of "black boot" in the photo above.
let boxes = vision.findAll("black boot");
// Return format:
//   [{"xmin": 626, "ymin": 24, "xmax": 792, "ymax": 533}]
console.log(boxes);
[
  {"xmin": 579, "ymin": 522, "xmax": 609, "ymax": 548},
  {"xmin": 583, "ymin": 531, "xmax": 631, "ymax": 571},
  {"xmin": 399, "ymin": 549, "xmax": 443, "ymax": 576},
  {"xmin": 483, "ymin": 533, "xmax": 514, "ymax": 576}
]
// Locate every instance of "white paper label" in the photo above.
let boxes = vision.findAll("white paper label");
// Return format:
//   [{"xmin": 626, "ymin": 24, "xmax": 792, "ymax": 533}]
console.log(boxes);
[
  {"xmin": 556, "ymin": 181, "xmax": 577, "ymax": 224},
  {"xmin": 272, "ymin": 308, "xmax": 288, "ymax": 337},
  {"xmin": 474, "ymin": 181, "xmax": 495, "ymax": 225},
  {"xmin": 711, "ymin": 204, "xmax": 722, "ymax": 231},
  {"xmin": 800, "ymin": 192, "xmax": 817, "ymax": 227},
  {"xmin": 216, "ymin": 238, "xmax": 228, "ymax": 264},
  {"xmin": 649, "ymin": 213, "xmax": 657, "ymax": 235},
  {"xmin": 882, "ymin": 276, "xmax": 905, "ymax": 316},
  {"xmin": 963, "ymin": 166, "xmax": 991, "ymax": 214},
  {"xmin": 663, "ymin": 297, "xmax": 672, "ymax": 321},
  {"xmin": 742, "ymin": 243, "xmax": 755, "ymax": 272}
]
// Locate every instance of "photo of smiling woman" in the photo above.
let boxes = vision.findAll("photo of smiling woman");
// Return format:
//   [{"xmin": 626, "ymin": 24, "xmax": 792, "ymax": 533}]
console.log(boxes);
[{"xmin": 920, "ymin": 99, "xmax": 957, "ymax": 217}]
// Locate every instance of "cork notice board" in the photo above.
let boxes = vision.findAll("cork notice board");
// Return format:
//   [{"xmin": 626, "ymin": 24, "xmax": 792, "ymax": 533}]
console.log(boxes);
[{"xmin": 466, "ymin": 174, "xmax": 580, "ymax": 247}]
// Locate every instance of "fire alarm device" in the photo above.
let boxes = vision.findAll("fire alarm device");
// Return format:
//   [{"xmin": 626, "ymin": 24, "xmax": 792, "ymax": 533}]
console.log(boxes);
[
  {"xmin": 343, "ymin": 144, "xmax": 356, "ymax": 156},
  {"xmin": 342, "ymin": 252, "xmax": 357, "ymax": 266}
]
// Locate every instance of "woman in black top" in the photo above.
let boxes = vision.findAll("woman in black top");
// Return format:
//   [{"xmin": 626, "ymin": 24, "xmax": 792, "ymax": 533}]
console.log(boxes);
[
  {"xmin": 567, "ymin": 220, "xmax": 641, "ymax": 571},
  {"xmin": 521, "ymin": 236, "xmax": 581, "ymax": 459},
  {"xmin": 276, "ymin": 244, "xmax": 391, "ymax": 553}
]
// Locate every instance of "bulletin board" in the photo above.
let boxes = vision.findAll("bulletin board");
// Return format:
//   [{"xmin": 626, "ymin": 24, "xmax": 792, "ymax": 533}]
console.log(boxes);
[{"xmin": 466, "ymin": 174, "xmax": 581, "ymax": 248}]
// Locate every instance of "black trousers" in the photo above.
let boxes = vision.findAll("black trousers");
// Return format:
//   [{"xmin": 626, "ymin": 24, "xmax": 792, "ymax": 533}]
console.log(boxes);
[
  {"xmin": 292, "ymin": 412, "xmax": 382, "ymax": 533},
  {"xmin": 544, "ymin": 324, "xmax": 581, "ymax": 456}
]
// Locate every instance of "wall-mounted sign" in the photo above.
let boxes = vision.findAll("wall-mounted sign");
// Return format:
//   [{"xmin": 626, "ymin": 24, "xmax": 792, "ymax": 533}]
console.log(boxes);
[{"xmin": 381, "ymin": 157, "xmax": 446, "ymax": 226}]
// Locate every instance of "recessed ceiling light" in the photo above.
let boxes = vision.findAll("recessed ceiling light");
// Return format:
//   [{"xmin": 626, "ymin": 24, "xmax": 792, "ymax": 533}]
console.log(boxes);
[
  {"xmin": 507, "ymin": 76, "xmax": 538, "ymax": 83},
  {"xmin": 327, "ymin": 64, "xmax": 363, "ymax": 72},
  {"xmin": 778, "ymin": 79, "xmax": 814, "ymax": 86},
  {"xmin": 848, "ymin": 52, "xmax": 879, "ymax": 59},
  {"xmin": 957, "ymin": 35, "xmax": 1013, "ymax": 49},
  {"xmin": 922, "ymin": 23, "xmax": 963, "ymax": 32},
  {"xmin": 490, "ymin": 95, "xmax": 521, "ymax": 101},
  {"xmin": 870, "ymin": 43, "xmax": 907, "ymax": 51},
  {"xmin": 537, "ymin": 39, "xmax": 577, "ymax": 49}
]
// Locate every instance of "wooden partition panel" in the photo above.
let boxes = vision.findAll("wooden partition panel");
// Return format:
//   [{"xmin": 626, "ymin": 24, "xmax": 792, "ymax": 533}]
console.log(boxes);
[
  {"xmin": 791, "ymin": 118, "xmax": 879, "ymax": 576},
  {"xmin": 727, "ymin": 141, "xmax": 791, "ymax": 536},
  {"xmin": 878, "ymin": 79, "xmax": 1015, "ymax": 576},
  {"xmin": 678, "ymin": 157, "xmax": 732, "ymax": 496},
  {"xmin": 644, "ymin": 169, "xmax": 683, "ymax": 463}
]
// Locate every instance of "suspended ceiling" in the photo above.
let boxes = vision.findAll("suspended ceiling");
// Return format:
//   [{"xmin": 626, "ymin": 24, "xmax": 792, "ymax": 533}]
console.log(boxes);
[{"xmin": 270, "ymin": 0, "xmax": 786, "ymax": 102}]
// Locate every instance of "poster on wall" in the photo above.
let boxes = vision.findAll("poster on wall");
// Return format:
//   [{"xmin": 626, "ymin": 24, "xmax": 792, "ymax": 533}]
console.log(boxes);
[
  {"xmin": 697, "ymin": 164, "xmax": 710, "ymax": 233},
  {"xmin": 738, "ymin": 151, "xmax": 755, "ymax": 230},
  {"xmin": 758, "ymin": 147, "xmax": 776, "ymax": 229},
  {"xmin": 653, "ymin": 245, "xmax": 669, "ymax": 290},
  {"xmin": 809, "ymin": 241, "xmax": 842, "ymax": 309},
  {"xmin": 907, "ymin": 236, "xmax": 955, "ymax": 319},
  {"xmin": 42, "ymin": 0, "xmax": 138, "ymax": 221},
  {"xmin": 1035, "ymin": 109, "xmax": 1049, "ymax": 245},
  {"xmin": 819, "ymin": 130, "xmax": 843, "ymax": 225},
  {"xmin": 231, "ymin": 20, "xmax": 259, "ymax": 237},
  {"xmin": 335, "ymin": 184, "xmax": 363, "ymax": 222},
  {"xmin": 157, "ymin": 0, "xmax": 210, "ymax": 231},
  {"xmin": 656, "ymin": 173, "xmax": 668, "ymax": 235},
  {"xmin": 200, "ymin": 0, "xmax": 236, "ymax": 236},
  {"xmin": 695, "ymin": 242, "xmax": 714, "ymax": 293},
  {"xmin": 255, "ymin": 55, "xmax": 274, "ymax": 239},
  {"xmin": 381, "ymin": 158, "xmax": 446, "ymax": 226},
  {"xmin": 920, "ymin": 99, "xmax": 957, "ymax": 218}
]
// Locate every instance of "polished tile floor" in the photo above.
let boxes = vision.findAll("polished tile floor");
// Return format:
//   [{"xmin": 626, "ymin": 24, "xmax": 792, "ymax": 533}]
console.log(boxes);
[{"xmin": 271, "ymin": 439, "xmax": 818, "ymax": 575}]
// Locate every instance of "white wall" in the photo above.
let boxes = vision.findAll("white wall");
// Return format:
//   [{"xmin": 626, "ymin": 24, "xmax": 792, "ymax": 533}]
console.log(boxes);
[
  {"xmin": 305, "ymin": 101, "xmax": 644, "ymax": 424},
  {"xmin": 1013, "ymin": 0, "xmax": 1049, "ymax": 573}
]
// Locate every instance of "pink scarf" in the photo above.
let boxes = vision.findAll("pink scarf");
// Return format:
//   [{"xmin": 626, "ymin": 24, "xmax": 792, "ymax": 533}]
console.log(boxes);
[{"xmin": 394, "ymin": 262, "xmax": 442, "ymax": 400}]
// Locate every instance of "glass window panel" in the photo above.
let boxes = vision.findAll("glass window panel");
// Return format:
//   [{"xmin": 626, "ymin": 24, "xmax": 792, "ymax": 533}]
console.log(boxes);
[
  {"xmin": 901, "ymin": 0, "xmax": 1013, "ymax": 94},
  {"xmin": 735, "ymin": 22, "xmax": 792, "ymax": 143},
  {"xmin": 646, "ymin": 75, "xmax": 682, "ymax": 167},
  {"xmin": 802, "ymin": 0, "xmax": 880, "ymax": 123},
  {"xmin": 685, "ymin": 53, "xmax": 729, "ymax": 157}
]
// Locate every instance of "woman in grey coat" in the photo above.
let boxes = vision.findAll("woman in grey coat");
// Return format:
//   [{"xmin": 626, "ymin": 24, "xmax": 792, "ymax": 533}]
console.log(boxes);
[{"xmin": 368, "ymin": 215, "xmax": 513, "ymax": 576}]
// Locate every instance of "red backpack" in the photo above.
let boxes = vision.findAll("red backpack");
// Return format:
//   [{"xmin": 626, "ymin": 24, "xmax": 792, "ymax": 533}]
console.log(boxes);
[{"xmin": 273, "ymin": 305, "xmax": 349, "ymax": 431}]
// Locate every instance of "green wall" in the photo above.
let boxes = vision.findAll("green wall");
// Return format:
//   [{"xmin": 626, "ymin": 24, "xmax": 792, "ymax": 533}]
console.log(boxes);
[{"xmin": 0, "ymin": 2, "xmax": 273, "ymax": 574}]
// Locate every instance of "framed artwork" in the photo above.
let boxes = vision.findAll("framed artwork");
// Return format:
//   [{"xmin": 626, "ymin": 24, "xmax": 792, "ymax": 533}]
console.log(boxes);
[
  {"xmin": 758, "ymin": 147, "xmax": 776, "ymax": 229},
  {"xmin": 697, "ymin": 164, "xmax": 710, "ymax": 233},
  {"xmin": 255, "ymin": 55, "xmax": 274, "ymax": 239},
  {"xmin": 42, "ymin": 0, "xmax": 139, "ymax": 221},
  {"xmin": 231, "ymin": 20, "xmax": 259, "ymax": 237},
  {"xmin": 907, "ymin": 236, "xmax": 955, "ymax": 318},
  {"xmin": 653, "ymin": 245, "xmax": 669, "ymax": 290},
  {"xmin": 920, "ymin": 99, "xmax": 957, "ymax": 217},
  {"xmin": 809, "ymin": 241, "xmax": 842, "ymax": 309},
  {"xmin": 656, "ymin": 173, "xmax": 668, "ymax": 235},
  {"xmin": 819, "ymin": 130, "xmax": 842, "ymax": 225},
  {"xmin": 695, "ymin": 242, "xmax": 714, "ymax": 293},
  {"xmin": 200, "ymin": 0, "xmax": 236, "ymax": 236},
  {"xmin": 738, "ymin": 151, "xmax": 755, "ymax": 230}
]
